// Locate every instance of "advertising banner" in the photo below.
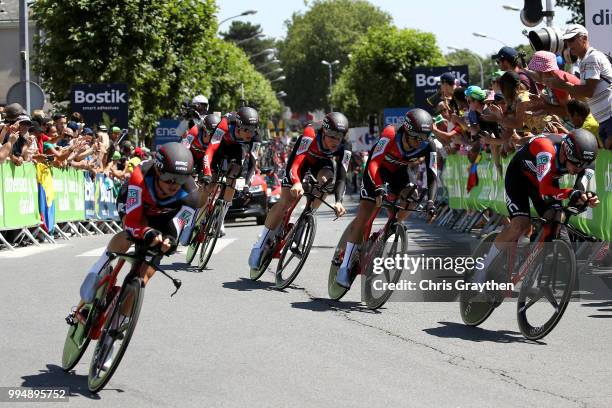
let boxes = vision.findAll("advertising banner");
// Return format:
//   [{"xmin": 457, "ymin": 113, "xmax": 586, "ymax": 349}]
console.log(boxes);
[
  {"xmin": 347, "ymin": 127, "xmax": 378, "ymax": 152},
  {"xmin": 71, "ymin": 83, "xmax": 129, "ymax": 129},
  {"xmin": 51, "ymin": 167, "xmax": 85, "ymax": 222},
  {"xmin": 154, "ymin": 119, "xmax": 182, "ymax": 149},
  {"xmin": 383, "ymin": 107, "xmax": 410, "ymax": 128},
  {"xmin": 95, "ymin": 174, "xmax": 119, "ymax": 221},
  {"xmin": 1, "ymin": 163, "xmax": 40, "ymax": 229},
  {"xmin": 586, "ymin": 0, "xmax": 612, "ymax": 56},
  {"xmin": 413, "ymin": 65, "xmax": 469, "ymax": 113},
  {"xmin": 84, "ymin": 172, "xmax": 96, "ymax": 220}
]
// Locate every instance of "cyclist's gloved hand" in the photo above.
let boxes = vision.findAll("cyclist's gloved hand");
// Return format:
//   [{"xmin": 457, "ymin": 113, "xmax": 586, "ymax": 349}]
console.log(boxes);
[
  {"xmin": 585, "ymin": 191, "xmax": 600, "ymax": 208},
  {"xmin": 334, "ymin": 202, "xmax": 346, "ymax": 217},
  {"xmin": 374, "ymin": 187, "xmax": 385, "ymax": 208},
  {"xmin": 143, "ymin": 228, "xmax": 164, "ymax": 247},
  {"xmin": 291, "ymin": 182, "xmax": 304, "ymax": 198},
  {"xmin": 568, "ymin": 190, "xmax": 589, "ymax": 213}
]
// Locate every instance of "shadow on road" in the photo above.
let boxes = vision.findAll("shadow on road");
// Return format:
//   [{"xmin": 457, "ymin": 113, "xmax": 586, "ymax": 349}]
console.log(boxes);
[
  {"xmin": 163, "ymin": 262, "xmax": 203, "ymax": 273},
  {"xmin": 580, "ymin": 301, "xmax": 612, "ymax": 318},
  {"xmin": 290, "ymin": 297, "xmax": 379, "ymax": 314},
  {"xmin": 423, "ymin": 321, "xmax": 545, "ymax": 345},
  {"xmin": 222, "ymin": 277, "xmax": 275, "ymax": 291},
  {"xmin": 20, "ymin": 364, "xmax": 124, "ymax": 399}
]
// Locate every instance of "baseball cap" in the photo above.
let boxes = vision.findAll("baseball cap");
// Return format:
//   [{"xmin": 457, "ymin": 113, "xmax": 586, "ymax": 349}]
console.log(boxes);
[
  {"xmin": 134, "ymin": 147, "xmax": 145, "ymax": 158},
  {"xmin": 83, "ymin": 127, "xmax": 94, "ymax": 136},
  {"xmin": 16, "ymin": 114, "xmax": 32, "ymax": 126},
  {"xmin": 464, "ymin": 85, "xmax": 487, "ymax": 102},
  {"xmin": 491, "ymin": 70, "xmax": 505, "ymax": 81},
  {"xmin": 562, "ymin": 24, "xmax": 588, "ymax": 40},
  {"xmin": 192, "ymin": 94, "xmax": 208, "ymax": 105},
  {"xmin": 528, "ymin": 50, "xmax": 558, "ymax": 72},
  {"xmin": 4, "ymin": 103, "xmax": 25, "ymax": 122},
  {"xmin": 491, "ymin": 46, "xmax": 518, "ymax": 61},
  {"xmin": 439, "ymin": 72, "xmax": 456, "ymax": 85},
  {"xmin": 67, "ymin": 121, "xmax": 79, "ymax": 132},
  {"xmin": 112, "ymin": 151, "xmax": 121, "ymax": 160},
  {"xmin": 98, "ymin": 124, "xmax": 108, "ymax": 131},
  {"xmin": 111, "ymin": 126, "xmax": 121, "ymax": 133}
]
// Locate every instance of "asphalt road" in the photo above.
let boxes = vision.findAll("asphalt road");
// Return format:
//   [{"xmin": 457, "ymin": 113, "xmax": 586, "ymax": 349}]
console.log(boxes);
[{"xmin": 1, "ymin": 198, "xmax": 611, "ymax": 408}]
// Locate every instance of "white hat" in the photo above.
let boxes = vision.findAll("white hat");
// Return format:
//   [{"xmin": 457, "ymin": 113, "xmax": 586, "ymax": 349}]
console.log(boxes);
[
  {"xmin": 562, "ymin": 24, "xmax": 588, "ymax": 40},
  {"xmin": 192, "ymin": 95, "xmax": 208, "ymax": 105}
]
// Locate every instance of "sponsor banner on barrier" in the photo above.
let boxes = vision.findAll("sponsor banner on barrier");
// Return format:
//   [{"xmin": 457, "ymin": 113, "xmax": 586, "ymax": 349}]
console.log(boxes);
[
  {"xmin": 84, "ymin": 172, "xmax": 96, "ymax": 220},
  {"xmin": 0, "ymin": 164, "xmax": 4, "ymax": 229},
  {"xmin": 1, "ymin": 163, "xmax": 40, "ymax": 229},
  {"xmin": 51, "ymin": 168, "xmax": 85, "ymax": 223},
  {"xmin": 95, "ymin": 174, "xmax": 119, "ymax": 221}
]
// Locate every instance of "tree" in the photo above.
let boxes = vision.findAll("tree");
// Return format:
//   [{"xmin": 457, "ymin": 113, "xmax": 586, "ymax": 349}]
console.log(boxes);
[
  {"xmin": 278, "ymin": 0, "xmax": 391, "ymax": 113},
  {"xmin": 445, "ymin": 49, "xmax": 486, "ymax": 87},
  {"xmin": 220, "ymin": 21, "xmax": 277, "ymax": 70},
  {"xmin": 556, "ymin": 0, "xmax": 585, "ymax": 25},
  {"xmin": 31, "ymin": 0, "xmax": 218, "ymax": 144},
  {"xmin": 331, "ymin": 26, "xmax": 446, "ymax": 123},
  {"xmin": 200, "ymin": 39, "xmax": 280, "ymax": 125}
]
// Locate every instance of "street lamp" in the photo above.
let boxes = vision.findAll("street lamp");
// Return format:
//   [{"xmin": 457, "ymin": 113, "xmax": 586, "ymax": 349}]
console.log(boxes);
[
  {"xmin": 448, "ymin": 46, "xmax": 484, "ymax": 88},
  {"xmin": 249, "ymin": 48, "xmax": 276, "ymax": 59},
  {"xmin": 276, "ymin": 91, "xmax": 287, "ymax": 98},
  {"xmin": 256, "ymin": 58, "xmax": 280, "ymax": 70},
  {"xmin": 472, "ymin": 32, "xmax": 508, "ymax": 47},
  {"xmin": 218, "ymin": 9, "xmax": 257, "ymax": 27},
  {"xmin": 502, "ymin": 4, "xmax": 521, "ymax": 11},
  {"xmin": 264, "ymin": 67, "xmax": 284, "ymax": 76},
  {"xmin": 235, "ymin": 33, "xmax": 265, "ymax": 45},
  {"xmin": 321, "ymin": 59, "xmax": 340, "ymax": 112},
  {"xmin": 270, "ymin": 75, "xmax": 286, "ymax": 83}
]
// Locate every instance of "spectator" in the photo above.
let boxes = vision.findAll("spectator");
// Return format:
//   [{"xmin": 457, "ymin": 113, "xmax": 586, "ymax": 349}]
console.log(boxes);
[
  {"xmin": 97, "ymin": 124, "xmax": 110, "ymax": 153},
  {"xmin": 545, "ymin": 24, "xmax": 612, "ymax": 149},
  {"xmin": 53, "ymin": 113, "xmax": 67, "ymax": 137},
  {"xmin": 105, "ymin": 126, "xmax": 123, "ymax": 163},
  {"xmin": 439, "ymin": 72, "xmax": 459, "ymax": 99},
  {"xmin": 1, "ymin": 103, "xmax": 25, "ymax": 163},
  {"xmin": 491, "ymin": 46, "xmax": 538, "ymax": 94},
  {"xmin": 549, "ymin": 99, "xmax": 602, "ymax": 147},
  {"xmin": 490, "ymin": 70, "xmax": 505, "ymax": 93},
  {"xmin": 525, "ymin": 50, "xmax": 581, "ymax": 118}
]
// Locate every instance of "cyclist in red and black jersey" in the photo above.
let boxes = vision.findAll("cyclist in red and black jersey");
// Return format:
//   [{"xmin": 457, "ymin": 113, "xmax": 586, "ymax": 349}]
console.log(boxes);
[
  {"xmin": 477, "ymin": 128, "xmax": 600, "ymax": 276},
  {"xmin": 181, "ymin": 113, "xmax": 221, "ymax": 174},
  {"xmin": 336, "ymin": 108, "xmax": 439, "ymax": 288},
  {"xmin": 247, "ymin": 112, "xmax": 352, "ymax": 268},
  {"xmin": 75, "ymin": 142, "xmax": 200, "ymax": 312}
]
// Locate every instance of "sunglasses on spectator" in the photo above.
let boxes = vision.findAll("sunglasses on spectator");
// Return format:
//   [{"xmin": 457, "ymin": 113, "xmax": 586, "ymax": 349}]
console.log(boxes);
[
  {"xmin": 323, "ymin": 128, "xmax": 345, "ymax": 141},
  {"xmin": 158, "ymin": 172, "xmax": 190, "ymax": 185}
]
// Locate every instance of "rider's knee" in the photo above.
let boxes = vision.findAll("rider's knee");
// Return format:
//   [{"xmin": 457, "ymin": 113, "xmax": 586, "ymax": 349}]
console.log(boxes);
[{"xmin": 506, "ymin": 217, "xmax": 530, "ymax": 238}]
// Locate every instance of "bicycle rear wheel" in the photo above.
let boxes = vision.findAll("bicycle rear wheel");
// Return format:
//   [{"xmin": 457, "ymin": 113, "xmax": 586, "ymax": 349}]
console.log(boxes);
[
  {"xmin": 88, "ymin": 277, "xmax": 144, "ymax": 393},
  {"xmin": 459, "ymin": 232, "xmax": 503, "ymax": 327},
  {"xmin": 517, "ymin": 239, "xmax": 576, "ymax": 340},
  {"xmin": 275, "ymin": 214, "xmax": 316, "ymax": 289},
  {"xmin": 198, "ymin": 202, "xmax": 223, "ymax": 270},
  {"xmin": 363, "ymin": 224, "xmax": 407, "ymax": 310}
]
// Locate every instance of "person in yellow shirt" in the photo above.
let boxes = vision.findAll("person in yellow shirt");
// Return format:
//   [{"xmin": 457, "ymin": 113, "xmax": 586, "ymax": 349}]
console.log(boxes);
[{"xmin": 552, "ymin": 99, "xmax": 602, "ymax": 147}]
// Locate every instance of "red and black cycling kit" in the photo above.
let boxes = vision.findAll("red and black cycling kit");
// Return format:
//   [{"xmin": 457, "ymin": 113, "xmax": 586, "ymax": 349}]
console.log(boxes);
[
  {"xmin": 282, "ymin": 125, "xmax": 352, "ymax": 203},
  {"xmin": 182, "ymin": 125, "xmax": 209, "ymax": 172},
  {"xmin": 203, "ymin": 115, "xmax": 260, "ymax": 183},
  {"xmin": 505, "ymin": 135, "xmax": 594, "ymax": 218},
  {"xmin": 117, "ymin": 161, "xmax": 199, "ymax": 242},
  {"xmin": 361, "ymin": 125, "xmax": 438, "ymax": 201}
]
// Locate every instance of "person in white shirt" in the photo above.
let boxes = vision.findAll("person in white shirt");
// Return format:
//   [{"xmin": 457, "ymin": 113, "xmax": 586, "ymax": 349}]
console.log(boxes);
[{"xmin": 545, "ymin": 24, "xmax": 612, "ymax": 149}]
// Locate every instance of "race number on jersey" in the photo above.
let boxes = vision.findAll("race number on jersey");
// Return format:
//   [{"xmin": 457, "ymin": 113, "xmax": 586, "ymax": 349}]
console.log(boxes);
[
  {"xmin": 296, "ymin": 137, "xmax": 312, "ymax": 155},
  {"xmin": 211, "ymin": 128, "xmax": 224, "ymax": 144},
  {"xmin": 125, "ymin": 185, "xmax": 142, "ymax": 215},
  {"xmin": 371, "ymin": 138, "xmax": 389, "ymax": 159}
]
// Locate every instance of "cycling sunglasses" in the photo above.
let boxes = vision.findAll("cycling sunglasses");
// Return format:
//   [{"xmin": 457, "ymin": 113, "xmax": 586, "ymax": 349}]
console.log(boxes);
[
  {"xmin": 404, "ymin": 128, "xmax": 429, "ymax": 141},
  {"xmin": 323, "ymin": 128, "xmax": 345, "ymax": 141},
  {"xmin": 563, "ymin": 142, "xmax": 592, "ymax": 169},
  {"xmin": 238, "ymin": 124, "xmax": 258, "ymax": 133},
  {"xmin": 159, "ymin": 172, "xmax": 190, "ymax": 185}
]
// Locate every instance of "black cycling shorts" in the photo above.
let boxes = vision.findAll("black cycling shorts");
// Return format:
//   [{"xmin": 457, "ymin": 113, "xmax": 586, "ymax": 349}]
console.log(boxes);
[
  {"xmin": 360, "ymin": 166, "xmax": 411, "ymax": 202},
  {"xmin": 281, "ymin": 157, "xmax": 335, "ymax": 188},
  {"xmin": 505, "ymin": 160, "xmax": 560, "ymax": 218},
  {"xmin": 211, "ymin": 142, "xmax": 244, "ymax": 174}
]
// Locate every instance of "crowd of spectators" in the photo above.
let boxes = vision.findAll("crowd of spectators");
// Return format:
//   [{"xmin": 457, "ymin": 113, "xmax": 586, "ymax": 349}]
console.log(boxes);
[
  {"xmin": 0, "ymin": 103, "xmax": 151, "ymax": 187},
  {"xmin": 429, "ymin": 23, "xmax": 611, "ymax": 179}
]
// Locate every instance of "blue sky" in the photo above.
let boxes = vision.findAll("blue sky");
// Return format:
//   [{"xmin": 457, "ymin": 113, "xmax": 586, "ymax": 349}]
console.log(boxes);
[{"xmin": 217, "ymin": 0, "xmax": 574, "ymax": 57}]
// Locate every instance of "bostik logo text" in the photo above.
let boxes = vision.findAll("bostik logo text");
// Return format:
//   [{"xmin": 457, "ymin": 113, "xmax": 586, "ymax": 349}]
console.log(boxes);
[
  {"xmin": 592, "ymin": 9, "xmax": 612, "ymax": 25},
  {"xmin": 415, "ymin": 71, "xmax": 467, "ymax": 87},
  {"xmin": 74, "ymin": 90, "xmax": 127, "ymax": 104}
]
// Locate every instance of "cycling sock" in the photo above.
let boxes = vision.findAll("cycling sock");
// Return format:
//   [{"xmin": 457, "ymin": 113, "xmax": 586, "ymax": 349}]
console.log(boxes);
[
  {"xmin": 254, "ymin": 227, "xmax": 272, "ymax": 249},
  {"xmin": 340, "ymin": 242, "xmax": 358, "ymax": 268},
  {"xmin": 474, "ymin": 243, "xmax": 500, "ymax": 283}
]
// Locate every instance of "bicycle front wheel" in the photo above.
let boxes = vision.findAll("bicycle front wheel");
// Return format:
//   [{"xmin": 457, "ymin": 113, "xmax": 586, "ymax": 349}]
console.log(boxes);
[
  {"xmin": 363, "ymin": 224, "xmax": 407, "ymax": 310},
  {"xmin": 517, "ymin": 239, "xmax": 576, "ymax": 340},
  {"xmin": 198, "ymin": 202, "xmax": 223, "ymax": 270},
  {"xmin": 275, "ymin": 214, "xmax": 316, "ymax": 289},
  {"xmin": 88, "ymin": 277, "xmax": 145, "ymax": 393},
  {"xmin": 185, "ymin": 224, "xmax": 201, "ymax": 265}
]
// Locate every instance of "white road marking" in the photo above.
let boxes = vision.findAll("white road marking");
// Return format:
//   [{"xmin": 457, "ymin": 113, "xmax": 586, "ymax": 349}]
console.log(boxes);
[
  {"xmin": 77, "ymin": 246, "xmax": 108, "ymax": 257},
  {"xmin": 213, "ymin": 238, "xmax": 237, "ymax": 254},
  {"xmin": 0, "ymin": 244, "xmax": 67, "ymax": 259}
]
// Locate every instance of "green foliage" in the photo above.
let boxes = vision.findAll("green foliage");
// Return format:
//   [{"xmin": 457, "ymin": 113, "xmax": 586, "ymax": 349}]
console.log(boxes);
[
  {"xmin": 445, "ymin": 49, "xmax": 486, "ymax": 87},
  {"xmin": 331, "ymin": 26, "xmax": 446, "ymax": 123},
  {"xmin": 202, "ymin": 40, "xmax": 280, "ymax": 123},
  {"xmin": 220, "ymin": 21, "xmax": 277, "ymax": 70},
  {"xmin": 555, "ymin": 0, "xmax": 585, "ymax": 25},
  {"xmin": 279, "ymin": 0, "xmax": 391, "ymax": 113}
]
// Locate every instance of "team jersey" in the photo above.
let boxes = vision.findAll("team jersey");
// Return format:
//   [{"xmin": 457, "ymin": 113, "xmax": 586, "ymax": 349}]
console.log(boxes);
[
  {"xmin": 366, "ymin": 125, "xmax": 438, "ymax": 198},
  {"xmin": 123, "ymin": 161, "xmax": 199, "ymax": 240},
  {"xmin": 202, "ymin": 115, "xmax": 260, "ymax": 183},
  {"xmin": 182, "ymin": 124, "xmax": 209, "ymax": 162},
  {"xmin": 511, "ymin": 135, "xmax": 594, "ymax": 201}
]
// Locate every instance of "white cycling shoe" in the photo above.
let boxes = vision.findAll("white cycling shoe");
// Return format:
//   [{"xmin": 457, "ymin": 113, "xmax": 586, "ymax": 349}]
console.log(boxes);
[
  {"xmin": 336, "ymin": 265, "xmax": 352, "ymax": 289},
  {"xmin": 248, "ymin": 247, "xmax": 263, "ymax": 269}
]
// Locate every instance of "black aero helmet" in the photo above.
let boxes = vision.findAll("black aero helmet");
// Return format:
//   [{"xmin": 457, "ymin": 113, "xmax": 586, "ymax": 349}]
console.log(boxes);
[
  {"xmin": 235, "ymin": 106, "xmax": 259, "ymax": 129},
  {"xmin": 155, "ymin": 142, "xmax": 194, "ymax": 175},
  {"xmin": 563, "ymin": 128, "xmax": 599, "ymax": 165},
  {"xmin": 322, "ymin": 112, "xmax": 349, "ymax": 136},
  {"xmin": 203, "ymin": 113, "xmax": 221, "ymax": 133},
  {"xmin": 402, "ymin": 108, "xmax": 433, "ymax": 140}
]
